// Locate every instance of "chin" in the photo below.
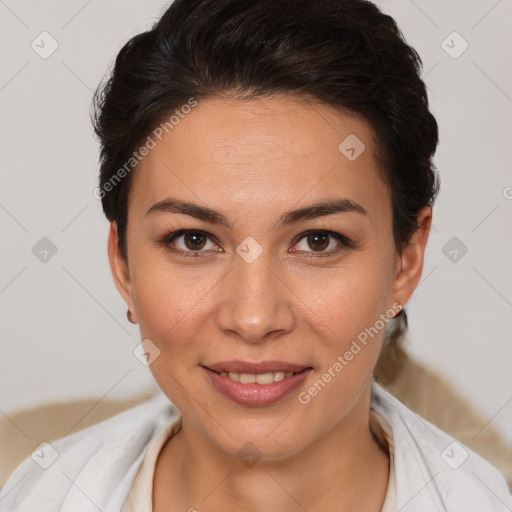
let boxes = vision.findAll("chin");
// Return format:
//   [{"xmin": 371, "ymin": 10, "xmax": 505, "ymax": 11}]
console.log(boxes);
[{"xmin": 203, "ymin": 415, "xmax": 314, "ymax": 464}]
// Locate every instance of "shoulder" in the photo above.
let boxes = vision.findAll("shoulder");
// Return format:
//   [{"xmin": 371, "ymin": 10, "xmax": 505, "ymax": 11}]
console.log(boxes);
[
  {"xmin": 0, "ymin": 391, "xmax": 178, "ymax": 512},
  {"xmin": 371, "ymin": 381, "xmax": 512, "ymax": 512}
]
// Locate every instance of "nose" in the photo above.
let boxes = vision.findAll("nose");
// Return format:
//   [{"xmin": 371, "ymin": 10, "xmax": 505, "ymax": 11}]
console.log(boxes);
[{"xmin": 216, "ymin": 250, "xmax": 295, "ymax": 343}]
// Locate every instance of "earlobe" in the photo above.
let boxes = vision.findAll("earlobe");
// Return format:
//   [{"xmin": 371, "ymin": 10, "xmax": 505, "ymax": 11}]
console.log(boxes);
[
  {"xmin": 390, "ymin": 206, "xmax": 432, "ymax": 309},
  {"xmin": 107, "ymin": 222, "xmax": 136, "ymax": 320}
]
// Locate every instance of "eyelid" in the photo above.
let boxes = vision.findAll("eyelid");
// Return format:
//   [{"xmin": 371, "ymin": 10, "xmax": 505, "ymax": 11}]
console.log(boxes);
[{"xmin": 159, "ymin": 229, "xmax": 352, "ymax": 258}]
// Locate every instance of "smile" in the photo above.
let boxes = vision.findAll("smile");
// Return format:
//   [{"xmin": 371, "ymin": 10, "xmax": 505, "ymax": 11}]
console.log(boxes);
[{"xmin": 202, "ymin": 363, "xmax": 312, "ymax": 406}]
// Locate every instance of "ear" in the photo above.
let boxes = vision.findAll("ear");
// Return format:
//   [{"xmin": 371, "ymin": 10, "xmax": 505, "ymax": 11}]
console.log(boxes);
[
  {"xmin": 107, "ymin": 222, "xmax": 136, "ymax": 320},
  {"xmin": 390, "ymin": 206, "xmax": 432, "ymax": 309}
]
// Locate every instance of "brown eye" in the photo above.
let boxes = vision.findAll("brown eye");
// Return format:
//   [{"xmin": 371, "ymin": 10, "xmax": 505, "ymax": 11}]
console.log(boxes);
[
  {"xmin": 306, "ymin": 233, "xmax": 329, "ymax": 252},
  {"xmin": 292, "ymin": 230, "xmax": 350, "ymax": 256},
  {"xmin": 161, "ymin": 230, "xmax": 218, "ymax": 257},
  {"xmin": 182, "ymin": 232, "xmax": 208, "ymax": 251}
]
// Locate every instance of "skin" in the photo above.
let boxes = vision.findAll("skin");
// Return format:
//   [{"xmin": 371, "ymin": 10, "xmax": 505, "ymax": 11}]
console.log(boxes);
[{"xmin": 108, "ymin": 95, "xmax": 431, "ymax": 511}]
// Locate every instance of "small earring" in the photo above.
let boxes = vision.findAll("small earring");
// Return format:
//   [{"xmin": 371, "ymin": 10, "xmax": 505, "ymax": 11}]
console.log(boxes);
[
  {"xmin": 389, "ymin": 301, "xmax": 403, "ymax": 319},
  {"xmin": 127, "ymin": 309, "xmax": 136, "ymax": 324}
]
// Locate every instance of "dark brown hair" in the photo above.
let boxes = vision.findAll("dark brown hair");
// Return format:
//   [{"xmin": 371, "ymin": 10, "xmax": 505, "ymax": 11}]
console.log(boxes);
[{"xmin": 91, "ymin": 0, "xmax": 440, "ymax": 377}]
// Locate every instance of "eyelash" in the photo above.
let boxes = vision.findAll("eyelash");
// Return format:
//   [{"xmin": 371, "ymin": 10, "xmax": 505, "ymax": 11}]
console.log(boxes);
[{"xmin": 157, "ymin": 229, "xmax": 353, "ymax": 259}]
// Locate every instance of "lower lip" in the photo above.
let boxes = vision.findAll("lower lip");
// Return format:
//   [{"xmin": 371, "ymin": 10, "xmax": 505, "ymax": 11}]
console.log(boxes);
[{"xmin": 203, "ymin": 367, "xmax": 312, "ymax": 406}]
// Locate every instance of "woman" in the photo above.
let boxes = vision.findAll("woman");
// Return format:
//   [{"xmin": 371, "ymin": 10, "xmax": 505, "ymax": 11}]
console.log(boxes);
[{"xmin": 1, "ymin": 0, "xmax": 510, "ymax": 510}]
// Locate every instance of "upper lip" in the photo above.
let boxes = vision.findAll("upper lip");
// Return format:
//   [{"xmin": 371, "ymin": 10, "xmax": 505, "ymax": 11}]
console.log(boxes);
[{"xmin": 203, "ymin": 360, "xmax": 311, "ymax": 374}]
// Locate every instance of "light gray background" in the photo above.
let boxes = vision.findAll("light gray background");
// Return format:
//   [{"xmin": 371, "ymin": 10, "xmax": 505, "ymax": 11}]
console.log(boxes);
[{"xmin": 1, "ymin": 0, "xmax": 511, "ymax": 446}]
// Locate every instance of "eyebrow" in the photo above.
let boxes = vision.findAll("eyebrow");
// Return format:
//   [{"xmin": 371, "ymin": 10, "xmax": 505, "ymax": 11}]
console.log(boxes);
[{"xmin": 144, "ymin": 197, "xmax": 367, "ymax": 228}]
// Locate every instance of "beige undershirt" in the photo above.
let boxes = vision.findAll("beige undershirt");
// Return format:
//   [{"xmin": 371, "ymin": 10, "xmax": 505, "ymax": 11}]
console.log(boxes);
[{"xmin": 121, "ymin": 409, "xmax": 396, "ymax": 512}]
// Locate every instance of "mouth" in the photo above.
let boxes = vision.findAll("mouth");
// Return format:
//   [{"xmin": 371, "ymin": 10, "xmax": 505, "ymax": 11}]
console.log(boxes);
[
  {"xmin": 201, "ymin": 361, "xmax": 313, "ymax": 406},
  {"xmin": 202, "ymin": 360, "xmax": 312, "ymax": 384}
]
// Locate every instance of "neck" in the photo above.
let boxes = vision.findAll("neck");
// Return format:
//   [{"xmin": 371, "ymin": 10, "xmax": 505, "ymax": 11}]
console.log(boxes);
[{"xmin": 153, "ymin": 386, "xmax": 390, "ymax": 512}]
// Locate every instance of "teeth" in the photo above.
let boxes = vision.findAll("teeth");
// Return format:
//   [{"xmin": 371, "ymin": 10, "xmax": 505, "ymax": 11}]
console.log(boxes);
[
  {"xmin": 240, "ymin": 373, "xmax": 256, "ymax": 384},
  {"xmin": 218, "ymin": 370, "xmax": 299, "ymax": 384},
  {"xmin": 255, "ymin": 372, "xmax": 274, "ymax": 385}
]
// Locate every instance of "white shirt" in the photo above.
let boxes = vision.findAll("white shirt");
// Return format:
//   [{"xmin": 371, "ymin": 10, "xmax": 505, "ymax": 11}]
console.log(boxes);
[
  {"xmin": 1, "ymin": 380, "xmax": 510, "ymax": 512},
  {"xmin": 120, "ymin": 409, "xmax": 396, "ymax": 511}
]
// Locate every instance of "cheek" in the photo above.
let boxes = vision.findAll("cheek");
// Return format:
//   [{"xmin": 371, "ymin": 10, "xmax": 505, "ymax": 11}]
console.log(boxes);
[
  {"xmin": 130, "ymin": 256, "xmax": 197, "ymax": 350},
  {"xmin": 129, "ymin": 259, "xmax": 211, "ymax": 411},
  {"xmin": 301, "ymin": 256, "xmax": 395, "ymax": 403},
  {"xmin": 130, "ymin": 247, "xmax": 209, "ymax": 327},
  {"xmin": 294, "ymin": 277, "xmax": 390, "ymax": 429},
  {"xmin": 298, "ymin": 257, "xmax": 393, "ymax": 345}
]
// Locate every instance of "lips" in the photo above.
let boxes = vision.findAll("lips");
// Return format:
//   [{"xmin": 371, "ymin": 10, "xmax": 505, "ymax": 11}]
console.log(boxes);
[{"xmin": 202, "ymin": 360, "xmax": 313, "ymax": 406}]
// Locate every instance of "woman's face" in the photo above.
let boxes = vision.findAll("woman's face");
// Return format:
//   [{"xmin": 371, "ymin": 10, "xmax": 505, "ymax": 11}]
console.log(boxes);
[{"xmin": 109, "ymin": 95, "xmax": 429, "ymax": 460}]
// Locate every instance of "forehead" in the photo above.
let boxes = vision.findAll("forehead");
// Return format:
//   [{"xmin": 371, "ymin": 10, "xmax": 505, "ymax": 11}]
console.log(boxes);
[{"xmin": 129, "ymin": 95, "xmax": 390, "ymax": 227}]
